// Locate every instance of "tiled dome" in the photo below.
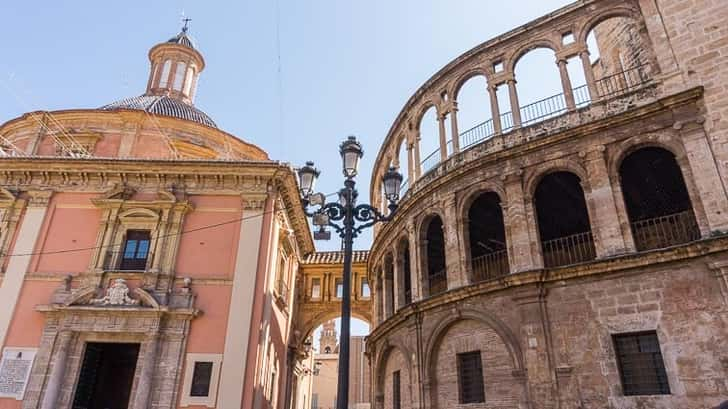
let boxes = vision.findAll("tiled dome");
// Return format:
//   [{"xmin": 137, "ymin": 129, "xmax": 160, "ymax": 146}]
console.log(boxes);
[{"xmin": 100, "ymin": 95, "xmax": 217, "ymax": 128}]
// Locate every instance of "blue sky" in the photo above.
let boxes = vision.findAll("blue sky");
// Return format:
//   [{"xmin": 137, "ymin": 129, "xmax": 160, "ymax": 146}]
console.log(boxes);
[{"xmin": 0, "ymin": 0, "xmax": 580, "ymax": 255}]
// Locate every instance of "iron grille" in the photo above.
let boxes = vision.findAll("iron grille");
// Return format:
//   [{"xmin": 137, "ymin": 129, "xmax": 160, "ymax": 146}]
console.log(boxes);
[
  {"xmin": 457, "ymin": 351, "xmax": 485, "ymax": 404},
  {"xmin": 392, "ymin": 370, "xmax": 401, "ymax": 409},
  {"xmin": 613, "ymin": 331, "xmax": 670, "ymax": 396}
]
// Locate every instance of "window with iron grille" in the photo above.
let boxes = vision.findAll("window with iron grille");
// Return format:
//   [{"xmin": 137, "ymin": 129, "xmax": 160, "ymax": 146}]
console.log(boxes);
[
  {"xmin": 120, "ymin": 230, "xmax": 151, "ymax": 270},
  {"xmin": 457, "ymin": 351, "xmax": 485, "ymax": 404},
  {"xmin": 613, "ymin": 331, "xmax": 670, "ymax": 396},
  {"xmin": 190, "ymin": 361, "xmax": 213, "ymax": 397},
  {"xmin": 392, "ymin": 370, "xmax": 401, "ymax": 409}
]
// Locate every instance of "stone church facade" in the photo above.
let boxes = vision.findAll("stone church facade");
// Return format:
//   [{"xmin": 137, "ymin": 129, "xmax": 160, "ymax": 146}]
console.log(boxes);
[
  {"xmin": 0, "ymin": 27, "xmax": 314, "ymax": 409},
  {"xmin": 366, "ymin": 0, "xmax": 728, "ymax": 408}
]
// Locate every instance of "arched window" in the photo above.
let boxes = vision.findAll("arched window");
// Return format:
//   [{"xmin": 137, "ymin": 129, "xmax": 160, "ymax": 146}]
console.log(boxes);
[
  {"xmin": 467, "ymin": 192, "xmax": 508, "ymax": 281},
  {"xmin": 158, "ymin": 60, "xmax": 172, "ymax": 88},
  {"xmin": 384, "ymin": 254, "xmax": 394, "ymax": 318},
  {"xmin": 183, "ymin": 66, "xmax": 196, "ymax": 96},
  {"xmin": 619, "ymin": 147, "xmax": 699, "ymax": 250},
  {"xmin": 586, "ymin": 16, "xmax": 651, "ymax": 97},
  {"xmin": 419, "ymin": 106, "xmax": 440, "ymax": 174},
  {"xmin": 534, "ymin": 172, "xmax": 595, "ymax": 267},
  {"xmin": 424, "ymin": 216, "xmax": 447, "ymax": 296},
  {"xmin": 398, "ymin": 239, "xmax": 412, "ymax": 305},
  {"xmin": 455, "ymin": 75, "xmax": 494, "ymax": 148},
  {"xmin": 173, "ymin": 62, "xmax": 187, "ymax": 91},
  {"xmin": 514, "ymin": 48, "xmax": 564, "ymax": 126}
]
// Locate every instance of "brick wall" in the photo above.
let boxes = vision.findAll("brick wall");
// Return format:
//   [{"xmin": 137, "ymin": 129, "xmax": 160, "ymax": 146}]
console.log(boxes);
[
  {"xmin": 591, "ymin": 16, "xmax": 649, "ymax": 80},
  {"xmin": 383, "ymin": 347, "xmax": 411, "ymax": 409},
  {"xmin": 432, "ymin": 319, "xmax": 526, "ymax": 409}
]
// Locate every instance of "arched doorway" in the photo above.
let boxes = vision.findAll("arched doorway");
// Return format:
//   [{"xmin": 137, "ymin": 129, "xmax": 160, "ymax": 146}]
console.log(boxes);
[
  {"xmin": 619, "ymin": 147, "xmax": 699, "ymax": 250},
  {"xmin": 466, "ymin": 192, "xmax": 509, "ymax": 281}
]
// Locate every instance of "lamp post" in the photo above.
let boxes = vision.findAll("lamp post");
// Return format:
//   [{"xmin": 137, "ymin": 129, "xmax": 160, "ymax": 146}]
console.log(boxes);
[{"xmin": 298, "ymin": 136, "xmax": 403, "ymax": 409}]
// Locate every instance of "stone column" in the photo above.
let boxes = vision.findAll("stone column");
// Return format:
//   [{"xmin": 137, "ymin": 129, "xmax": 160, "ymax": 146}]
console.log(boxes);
[
  {"xmin": 512, "ymin": 287, "xmax": 558, "ymax": 406},
  {"xmin": 443, "ymin": 194, "xmax": 465, "ymax": 289},
  {"xmin": 375, "ymin": 271, "xmax": 384, "ymax": 325},
  {"xmin": 40, "ymin": 331, "xmax": 73, "ymax": 409},
  {"xmin": 406, "ymin": 143, "xmax": 415, "ymax": 182},
  {"xmin": 679, "ymin": 121, "xmax": 728, "ymax": 233},
  {"xmin": 449, "ymin": 103, "xmax": 460, "ymax": 153},
  {"xmin": 507, "ymin": 79, "xmax": 522, "ymax": 128},
  {"xmin": 406, "ymin": 220, "xmax": 422, "ymax": 301},
  {"xmin": 487, "ymin": 84, "xmax": 502, "ymax": 134},
  {"xmin": 392, "ymin": 247, "xmax": 404, "ymax": 311},
  {"xmin": 383, "ymin": 263, "xmax": 394, "ymax": 319},
  {"xmin": 503, "ymin": 172, "xmax": 537, "ymax": 272},
  {"xmin": 557, "ymin": 59, "xmax": 576, "ymax": 110},
  {"xmin": 583, "ymin": 146, "xmax": 629, "ymax": 257},
  {"xmin": 132, "ymin": 332, "xmax": 160, "ymax": 409},
  {"xmin": 437, "ymin": 113, "xmax": 448, "ymax": 161},
  {"xmin": 413, "ymin": 133, "xmax": 422, "ymax": 179},
  {"xmin": 579, "ymin": 49, "xmax": 598, "ymax": 100}
]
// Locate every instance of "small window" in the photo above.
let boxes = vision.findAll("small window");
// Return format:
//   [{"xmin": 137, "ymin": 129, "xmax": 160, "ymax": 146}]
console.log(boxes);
[
  {"xmin": 190, "ymin": 362, "xmax": 213, "ymax": 397},
  {"xmin": 361, "ymin": 278, "xmax": 371, "ymax": 298},
  {"xmin": 183, "ymin": 66, "xmax": 195, "ymax": 95},
  {"xmin": 493, "ymin": 61, "xmax": 504, "ymax": 73},
  {"xmin": 120, "ymin": 230, "xmax": 151, "ymax": 270},
  {"xmin": 158, "ymin": 60, "xmax": 172, "ymax": 88},
  {"xmin": 335, "ymin": 278, "xmax": 343, "ymax": 299},
  {"xmin": 324, "ymin": 346, "xmax": 331, "ymax": 354},
  {"xmin": 173, "ymin": 62, "xmax": 186, "ymax": 91},
  {"xmin": 392, "ymin": 370, "xmax": 401, "ymax": 409},
  {"xmin": 613, "ymin": 331, "xmax": 670, "ymax": 396},
  {"xmin": 562, "ymin": 32, "xmax": 575, "ymax": 45},
  {"xmin": 311, "ymin": 278, "xmax": 321, "ymax": 299},
  {"xmin": 457, "ymin": 351, "xmax": 485, "ymax": 404}
]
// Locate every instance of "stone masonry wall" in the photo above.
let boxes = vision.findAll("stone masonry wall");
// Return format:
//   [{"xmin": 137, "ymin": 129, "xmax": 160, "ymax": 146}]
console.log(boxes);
[{"xmin": 591, "ymin": 16, "xmax": 649, "ymax": 80}]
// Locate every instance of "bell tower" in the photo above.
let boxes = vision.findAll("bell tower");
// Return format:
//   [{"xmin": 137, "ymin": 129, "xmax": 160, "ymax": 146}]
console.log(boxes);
[
  {"xmin": 145, "ymin": 20, "xmax": 205, "ymax": 104},
  {"xmin": 319, "ymin": 320, "xmax": 339, "ymax": 354}
]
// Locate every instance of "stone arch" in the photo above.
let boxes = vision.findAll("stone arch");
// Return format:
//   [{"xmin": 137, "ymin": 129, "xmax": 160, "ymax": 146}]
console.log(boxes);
[
  {"xmin": 298, "ymin": 309, "xmax": 372, "ymax": 345},
  {"xmin": 374, "ymin": 340, "xmax": 415, "ymax": 409},
  {"xmin": 452, "ymin": 68, "xmax": 491, "ymax": 100},
  {"xmin": 457, "ymin": 183, "xmax": 509, "ymax": 282},
  {"xmin": 423, "ymin": 308, "xmax": 524, "ymax": 375},
  {"xmin": 607, "ymin": 133, "xmax": 687, "ymax": 179},
  {"xmin": 417, "ymin": 211, "xmax": 448, "ymax": 297},
  {"xmin": 506, "ymin": 40, "xmax": 561, "ymax": 74},
  {"xmin": 576, "ymin": 5, "xmax": 644, "ymax": 45},
  {"xmin": 424, "ymin": 309, "xmax": 528, "ymax": 408},
  {"xmin": 414, "ymin": 100, "xmax": 438, "ymax": 129},
  {"xmin": 523, "ymin": 158, "xmax": 590, "ymax": 199}
]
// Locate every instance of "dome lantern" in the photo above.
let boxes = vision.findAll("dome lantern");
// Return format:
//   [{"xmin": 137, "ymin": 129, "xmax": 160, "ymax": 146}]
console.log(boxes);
[{"xmin": 145, "ymin": 20, "xmax": 205, "ymax": 105}]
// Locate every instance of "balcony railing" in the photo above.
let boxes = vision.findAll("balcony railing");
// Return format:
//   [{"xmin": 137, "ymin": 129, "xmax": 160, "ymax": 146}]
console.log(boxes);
[
  {"xmin": 102, "ymin": 250, "xmax": 152, "ymax": 271},
  {"xmin": 595, "ymin": 64, "xmax": 650, "ymax": 98},
  {"xmin": 418, "ymin": 65, "xmax": 651, "ymax": 176},
  {"xmin": 542, "ymin": 231, "xmax": 596, "ymax": 268},
  {"xmin": 471, "ymin": 250, "xmax": 509, "ymax": 282},
  {"xmin": 428, "ymin": 269, "xmax": 447, "ymax": 296},
  {"xmin": 631, "ymin": 210, "xmax": 700, "ymax": 252}
]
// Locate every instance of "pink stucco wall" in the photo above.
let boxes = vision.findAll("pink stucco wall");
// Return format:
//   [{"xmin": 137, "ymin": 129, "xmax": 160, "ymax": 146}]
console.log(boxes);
[
  {"xmin": 31, "ymin": 193, "xmax": 99, "ymax": 274},
  {"xmin": 186, "ymin": 284, "xmax": 232, "ymax": 353}
]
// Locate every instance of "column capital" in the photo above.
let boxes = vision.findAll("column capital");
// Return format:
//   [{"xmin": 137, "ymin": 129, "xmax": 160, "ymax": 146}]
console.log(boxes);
[{"xmin": 26, "ymin": 189, "xmax": 53, "ymax": 207}]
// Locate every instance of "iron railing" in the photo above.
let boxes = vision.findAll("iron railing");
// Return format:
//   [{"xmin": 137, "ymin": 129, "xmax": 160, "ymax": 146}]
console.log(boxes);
[
  {"xmin": 102, "ymin": 250, "xmax": 152, "ymax": 271},
  {"xmin": 416, "ymin": 65, "xmax": 651, "ymax": 176},
  {"xmin": 471, "ymin": 249, "xmax": 509, "ymax": 282},
  {"xmin": 520, "ymin": 92, "xmax": 568, "ymax": 126},
  {"xmin": 595, "ymin": 64, "xmax": 650, "ymax": 98},
  {"xmin": 421, "ymin": 148, "xmax": 440, "ymax": 174},
  {"xmin": 428, "ymin": 269, "xmax": 447, "ymax": 296},
  {"xmin": 630, "ymin": 210, "xmax": 700, "ymax": 251},
  {"xmin": 399, "ymin": 178, "xmax": 409, "ymax": 197},
  {"xmin": 460, "ymin": 118, "xmax": 495, "ymax": 149},
  {"xmin": 542, "ymin": 230, "xmax": 596, "ymax": 268}
]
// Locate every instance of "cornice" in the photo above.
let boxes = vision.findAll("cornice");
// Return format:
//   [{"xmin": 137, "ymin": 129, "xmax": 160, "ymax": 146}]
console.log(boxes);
[{"xmin": 367, "ymin": 233, "xmax": 728, "ymax": 344}]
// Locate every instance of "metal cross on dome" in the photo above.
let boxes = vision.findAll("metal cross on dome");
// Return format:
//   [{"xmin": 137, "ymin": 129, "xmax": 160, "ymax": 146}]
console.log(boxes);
[{"xmin": 182, "ymin": 17, "xmax": 192, "ymax": 33}]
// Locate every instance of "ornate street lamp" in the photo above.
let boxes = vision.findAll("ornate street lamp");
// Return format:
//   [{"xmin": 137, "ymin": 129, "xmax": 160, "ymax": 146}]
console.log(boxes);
[{"xmin": 298, "ymin": 136, "xmax": 402, "ymax": 409}]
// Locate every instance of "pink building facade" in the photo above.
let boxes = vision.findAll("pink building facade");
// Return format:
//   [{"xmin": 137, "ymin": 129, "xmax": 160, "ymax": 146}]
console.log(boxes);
[{"xmin": 0, "ymin": 27, "xmax": 313, "ymax": 409}]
